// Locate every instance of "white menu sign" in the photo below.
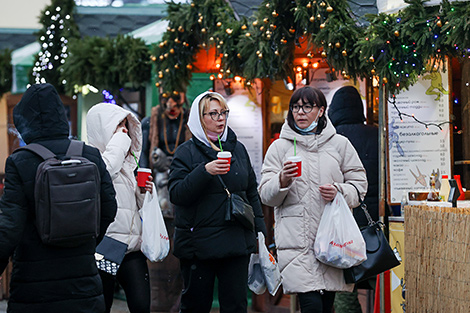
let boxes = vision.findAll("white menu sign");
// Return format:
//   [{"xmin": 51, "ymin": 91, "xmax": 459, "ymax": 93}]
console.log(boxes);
[
  {"xmin": 215, "ymin": 80, "xmax": 264, "ymax": 183},
  {"xmin": 388, "ymin": 65, "xmax": 451, "ymax": 203}
]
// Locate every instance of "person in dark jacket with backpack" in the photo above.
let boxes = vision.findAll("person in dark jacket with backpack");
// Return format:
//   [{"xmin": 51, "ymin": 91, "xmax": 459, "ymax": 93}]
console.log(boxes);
[
  {"xmin": 168, "ymin": 91, "xmax": 267, "ymax": 313},
  {"xmin": 328, "ymin": 85, "xmax": 379, "ymax": 313},
  {"xmin": 0, "ymin": 83, "xmax": 118, "ymax": 313}
]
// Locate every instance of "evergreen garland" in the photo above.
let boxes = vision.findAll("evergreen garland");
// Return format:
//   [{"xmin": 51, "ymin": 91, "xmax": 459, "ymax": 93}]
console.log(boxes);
[
  {"xmin": 32, "ymin": 0, "xmax": 79, "ymax": 93},
  {"xmin": 152, "ymin": 0, "xmax": 238, "ymax": 97},
  {"xmin": 0, "ymin": 49, "xmax": 12, "ymax": 97},
  {"xmin": 151, "ymin": 0, "xmax": 470, "ymax": 95},
  {"xmin": 61, "ymin": 35, "xmax": 151, "ymax": 96}
]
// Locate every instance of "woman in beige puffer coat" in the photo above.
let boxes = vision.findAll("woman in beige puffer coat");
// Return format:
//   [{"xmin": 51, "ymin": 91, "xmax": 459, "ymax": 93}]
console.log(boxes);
[{"xmin": 259, "ymin": 87, "xmax": 367, "ymax": 313}]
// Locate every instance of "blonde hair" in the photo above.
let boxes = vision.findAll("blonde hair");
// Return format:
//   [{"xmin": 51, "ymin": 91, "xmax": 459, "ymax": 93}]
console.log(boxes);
[{"xmin": 199, "ymin": 93, "xmax": 229, "ymax": 151}]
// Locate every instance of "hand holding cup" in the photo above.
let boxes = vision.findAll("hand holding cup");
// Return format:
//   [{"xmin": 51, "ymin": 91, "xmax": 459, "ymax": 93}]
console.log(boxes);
[
  {"xmin": 280, "ymin": 156, "xmax": 301, "ymax": 188},
  {"xmin": 137, "ymin": 168, "xmax": 153, "ymax": 193},
  {"xmin": 205, "ymin": 151, "xmax": 232, "ymax": 175}
]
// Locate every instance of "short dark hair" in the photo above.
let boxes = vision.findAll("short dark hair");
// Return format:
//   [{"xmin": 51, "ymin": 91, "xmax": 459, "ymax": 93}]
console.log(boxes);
[{"xmin": 287, "ymin": 86, "xmax": 328, "ymax": 134}]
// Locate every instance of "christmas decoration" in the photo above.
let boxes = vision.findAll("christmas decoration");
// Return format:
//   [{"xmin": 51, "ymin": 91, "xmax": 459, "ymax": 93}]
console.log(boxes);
[
  {"xmin": 61, "ymin": 34, "xmax": 151, "ymax": 97},
  {"xmin": 32, "ymin": 0, "xmax": 79, "ymax": 93},
  {"xmin": 149, "ymin": 0, "xmax": 470, "ymax": 95},
  {"xmin": 0, "ymin": 49, "xmax": 12, "ymax": 97}
]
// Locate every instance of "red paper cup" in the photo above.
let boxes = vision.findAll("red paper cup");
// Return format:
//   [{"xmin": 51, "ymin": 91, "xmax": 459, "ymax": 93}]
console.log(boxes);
[
  {"xmin": 288, "ymin": 156, "xmax": 302, "ymax": 177},
  {"xmin": 217, "ymin": 151, "xmax": 232, "ymax": 172},
  {"xmin": 137, "ymin": 168, "xmax": 152, "ymax": 187}
]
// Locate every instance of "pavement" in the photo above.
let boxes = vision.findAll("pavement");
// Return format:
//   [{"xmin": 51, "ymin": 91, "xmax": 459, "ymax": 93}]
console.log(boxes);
[{"xmin": 0, "ymin": 298, "xmax": 130, "ymax": 313}]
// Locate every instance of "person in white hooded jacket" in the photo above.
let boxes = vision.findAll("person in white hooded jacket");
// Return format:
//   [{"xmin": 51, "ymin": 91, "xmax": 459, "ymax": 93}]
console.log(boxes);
[
  {"xmin": 258, "ymin": 87, "xmax": 367, "ymax": 313},
  {"xmin": 86, "ymin": 103, "xmax": 153, "ymax": 313}
]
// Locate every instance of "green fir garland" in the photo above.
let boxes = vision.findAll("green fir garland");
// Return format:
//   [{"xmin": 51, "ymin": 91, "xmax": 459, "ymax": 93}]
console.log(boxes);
[
  {"xmin": 151, "ymin": 0, "xmax": 470, "ymax": 95},
  {"xmin": 0, "ymin": 49, "xmax": 12, "ymax": 97},
  {"xmin": 61, "ymin": 34, "xmax": 151, "ymax": 96}
]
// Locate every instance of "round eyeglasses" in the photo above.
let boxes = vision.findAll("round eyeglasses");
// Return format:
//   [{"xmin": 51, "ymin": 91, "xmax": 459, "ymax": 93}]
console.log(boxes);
[
  {"xmin": 291, "ymin": 104, "xmax": 316, "ymax": 114},
  {"xmin": 203, "ymin": 110, "xmax": 230, "ymax": 121}
]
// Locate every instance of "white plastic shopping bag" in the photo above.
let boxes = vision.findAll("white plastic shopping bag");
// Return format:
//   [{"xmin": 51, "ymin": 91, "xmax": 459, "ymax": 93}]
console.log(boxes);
[
  {"xmin": 140, "ymin": 184, "xmax": 170, "ymax": 262},
  {"xmin": 258, "ymin": 232, "xmax": 282, "ymax": 295},
  {"xmin": 314, "ymin": 192, "xmax": 367, "ymax": 269},
  {"xmin": 248, "ymin": 253, "xmax": 267, "ymax": 295}
]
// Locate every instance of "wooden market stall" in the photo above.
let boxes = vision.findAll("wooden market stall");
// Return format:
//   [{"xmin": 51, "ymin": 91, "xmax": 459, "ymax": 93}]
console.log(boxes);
[{"xmin": 404, "ymin": 204, "xmax": 470, "ymax": 312}]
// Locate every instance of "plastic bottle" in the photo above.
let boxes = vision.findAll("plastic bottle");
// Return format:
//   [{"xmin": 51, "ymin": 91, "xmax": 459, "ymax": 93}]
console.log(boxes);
[
  {"xmin": 454, "ymin": 175, "xmax": 466, "ymax": 200},
  {"xmin": 400, "ymin": 191, "xmax": 408, "ymax": 216},
  {"xmin": 439, "ymin": 175, "xmax": 450, "ymax": 202}
]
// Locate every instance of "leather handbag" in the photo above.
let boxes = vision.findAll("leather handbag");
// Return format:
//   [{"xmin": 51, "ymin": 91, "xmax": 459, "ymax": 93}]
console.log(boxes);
[
  {"xmin": 217, "ymin": 175, "xmax": 255, "ymax": 230},
  {"xmin": 95, "ymin": 236, "xmax": 128, "ymax": 276},
  {"xmin": 343, "ymin": 184, "xmax": 401, "ymax": 284}
]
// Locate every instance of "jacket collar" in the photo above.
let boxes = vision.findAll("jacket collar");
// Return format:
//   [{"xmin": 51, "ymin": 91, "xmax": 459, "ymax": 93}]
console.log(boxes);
[
  {"xmin": 279, "ymin": 117, "xmax": 336, "ymax": 151},
  {"xmin": 192, "ymin": 127, "xmax": 238, "ymax": 161}
]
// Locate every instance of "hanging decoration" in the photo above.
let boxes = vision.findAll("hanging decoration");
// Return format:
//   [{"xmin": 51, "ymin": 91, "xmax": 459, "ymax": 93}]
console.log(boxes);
[
  {"xmin": 150, "ymin": 0, "xmax": 470, "ymax": 95},
  {"xmin": 0, "ymin": 49, "xmax": 12, "ymax": 97},
  {"xmin": 32, "ymin": 0, "xmax": 79, "ymax": 93}
]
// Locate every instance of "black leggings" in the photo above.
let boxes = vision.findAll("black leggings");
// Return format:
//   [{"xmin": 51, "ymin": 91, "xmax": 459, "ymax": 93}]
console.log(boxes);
[
  {"xmin": 100, "ymin": 251, "xmax": 150, "ymax": 313},
  {"xmin": 298, "ymin": 290, "xmax": 336, "ymax": 313}
]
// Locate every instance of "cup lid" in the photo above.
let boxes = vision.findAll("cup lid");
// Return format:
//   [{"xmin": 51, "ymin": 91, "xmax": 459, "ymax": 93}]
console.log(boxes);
[
  {"xmin": 217, "ymin": 151, "xmax": 232, "ymax": 157},
  {"xmin": 137, "ymin": 168, "xmax": 152, "ymax": 173},
  {"xmin": 288, "ymin": 156, "xmax": 301, "ymax": 162}
]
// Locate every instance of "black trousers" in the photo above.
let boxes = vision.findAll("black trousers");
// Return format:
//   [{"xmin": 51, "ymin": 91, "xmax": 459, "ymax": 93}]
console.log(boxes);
[
  {"xmin": 298, "ymin": 290, "xmax": 336, "ymax": 313},
  {"xmin": 179, "ymin": 255, "xmax": 250, "ymax": 313},
  {"xmin": 99, "ymin": 251, "xmax": 150, "ymax": 313}
]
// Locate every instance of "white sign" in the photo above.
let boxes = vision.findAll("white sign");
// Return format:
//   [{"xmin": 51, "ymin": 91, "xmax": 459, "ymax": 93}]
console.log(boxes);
[
  {"xmin": 215, "ymin": 80, "xmax": 264, "ymax": 183},
  {"xmin": 308, "ymin": 68, "xmax": 367, "ymax": 118},
  {"xmin": 388, "ymin": 64, "xmax": 451, "ymax": 202}
]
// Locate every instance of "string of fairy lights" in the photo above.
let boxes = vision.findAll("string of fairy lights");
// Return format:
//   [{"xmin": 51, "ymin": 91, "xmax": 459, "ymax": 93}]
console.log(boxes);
[
  {"xmin": 32, "ymin": 6, "xmax": 72, "ymax": 87},
  {"xmin": 389, "ymin": 95, "xmax": 454, "ymax": 131}
]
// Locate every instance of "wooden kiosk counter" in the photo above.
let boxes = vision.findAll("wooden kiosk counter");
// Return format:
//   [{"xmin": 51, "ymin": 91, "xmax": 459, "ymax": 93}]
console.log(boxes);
[{"xmin": 403, "ymin": 202, "xmax": 470, "ymax": 312}]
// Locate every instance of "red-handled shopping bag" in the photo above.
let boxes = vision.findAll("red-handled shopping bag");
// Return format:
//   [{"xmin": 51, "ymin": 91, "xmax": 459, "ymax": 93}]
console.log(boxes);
[{"xmin": 314, "ymin": 192, "xmax": 367, "ymax": 269}]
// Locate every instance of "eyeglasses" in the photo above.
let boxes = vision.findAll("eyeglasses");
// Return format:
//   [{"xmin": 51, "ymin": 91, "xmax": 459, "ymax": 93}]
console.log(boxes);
[
  {"xmin": 203, "ymin": 110, "xmax": 230, "ymax": 121},
  {"xmin": 291, "ymin": 103, "xmax": 316, "ymax": 114}
]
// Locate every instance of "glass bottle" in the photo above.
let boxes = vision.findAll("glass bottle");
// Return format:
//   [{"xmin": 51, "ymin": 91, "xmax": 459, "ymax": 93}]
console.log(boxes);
[
  {"xmin": 427, "ymin": 176, "xmax": 439, "ymax": 201},
  {"xmin": 400, "ymin": 191, "xmax": 408, "ymax": 216}
]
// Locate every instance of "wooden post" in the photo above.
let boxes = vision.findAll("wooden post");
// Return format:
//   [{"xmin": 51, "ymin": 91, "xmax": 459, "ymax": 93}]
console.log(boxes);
[
  {"xmin": 461, "ymin": 59, "xmax": 470, "ymax": 187},
  {"xmin": 378, "ymin": 84, "xmax": 388, "ymax": 313}
]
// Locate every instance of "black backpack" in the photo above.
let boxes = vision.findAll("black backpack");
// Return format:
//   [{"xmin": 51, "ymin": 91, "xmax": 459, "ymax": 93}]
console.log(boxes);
[{"xmin": 17, "ymin": 140, "xmax": 101, "ymax": 247}]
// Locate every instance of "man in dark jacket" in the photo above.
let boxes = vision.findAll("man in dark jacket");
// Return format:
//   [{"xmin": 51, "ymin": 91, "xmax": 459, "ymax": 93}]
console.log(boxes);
[
  {"xmin": 0, "ymin": 83, "xmax": 117, "ymax": 313},
  {"xmin": 328, "ymin": 85, "xmax": 379, "ymax": 313}
]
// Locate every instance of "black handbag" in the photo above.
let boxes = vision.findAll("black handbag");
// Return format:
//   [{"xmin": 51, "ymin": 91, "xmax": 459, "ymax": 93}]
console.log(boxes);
[
  {"xmin": 343, "ymin": 184, "xmax": 401, "ymax": 284},
  {"xmin": 95, "ymin": 236, "xmax": 128, "ymax": 276},
  {"xmin": 217, "ymin": 175, "xmax": 255, "ymax": 230}
]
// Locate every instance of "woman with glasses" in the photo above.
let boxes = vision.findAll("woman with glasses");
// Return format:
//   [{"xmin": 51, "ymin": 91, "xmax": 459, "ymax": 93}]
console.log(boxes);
[
  {"xmin": 258, "ymin": 86, "xmax": 367, "ymax": 313},
  {"xmin": 168, "ymin": 91, "xmax": 267, "ymax": 313}
]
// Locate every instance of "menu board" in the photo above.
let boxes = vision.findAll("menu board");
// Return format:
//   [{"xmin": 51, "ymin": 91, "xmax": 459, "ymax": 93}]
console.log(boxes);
[
  {"xmin": 215, "ymin": 80, "xmax": 264, "ymax": 183},
  {"xmin": 388, "ymin": 64, "xmax": 451, "ymax": 203}
]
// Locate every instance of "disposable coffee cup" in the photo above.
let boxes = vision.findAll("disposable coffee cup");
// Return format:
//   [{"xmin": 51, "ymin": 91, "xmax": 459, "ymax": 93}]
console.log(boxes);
[
  {"xmin": 217, "ymin": 151, "xmax": 232, "ymax": 171},
  {"xmin": 137, "ymin": 168, "xmax": 152, "ymax": 187},
  {"xmin": 288, "ymin": 156, "xmax": 302, "ymax": 177}
]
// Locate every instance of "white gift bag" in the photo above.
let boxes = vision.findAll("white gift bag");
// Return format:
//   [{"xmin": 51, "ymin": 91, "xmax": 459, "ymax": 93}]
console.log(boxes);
[
  {"xmin": 258, "ymin": 232, "xmax": 282, "ymax": 295},
  {"xmin": 314, "ymin": 192, "xmax": 367, "ymax": 269},
  {"xmin": 140, "ymin": 184, "xmax": 170, "ymax": 262}
]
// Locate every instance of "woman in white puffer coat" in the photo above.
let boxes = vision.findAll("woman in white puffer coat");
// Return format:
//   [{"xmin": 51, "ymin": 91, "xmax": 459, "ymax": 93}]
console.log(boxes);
[
  {"xmin": 86, "ymin": 103, "xmax": 153, "ymax": 313},
  {"xmin": 258, "ymin": 87, "xmax": 367, "ymax": 313}
]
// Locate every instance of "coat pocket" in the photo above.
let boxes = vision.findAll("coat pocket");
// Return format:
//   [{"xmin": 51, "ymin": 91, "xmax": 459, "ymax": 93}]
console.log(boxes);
[{"xmin": 275, "ymin": 209, "xmax": 307, "ymax": 250}]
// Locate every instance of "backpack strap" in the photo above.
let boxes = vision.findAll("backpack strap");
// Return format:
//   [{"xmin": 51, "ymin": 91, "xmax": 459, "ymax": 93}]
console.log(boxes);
[
  {"xmin": 17, "ymin": 143, "xmax": 56, "ymax": 160},
  {"xmin": 66, "ymin": 140, "xmax": 84, "ymax": 157}
]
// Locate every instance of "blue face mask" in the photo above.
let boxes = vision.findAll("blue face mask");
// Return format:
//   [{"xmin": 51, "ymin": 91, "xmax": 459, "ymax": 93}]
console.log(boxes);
[{"xmin": 295, "ymin": 109, "xmax": 321, "ymax": 133}]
